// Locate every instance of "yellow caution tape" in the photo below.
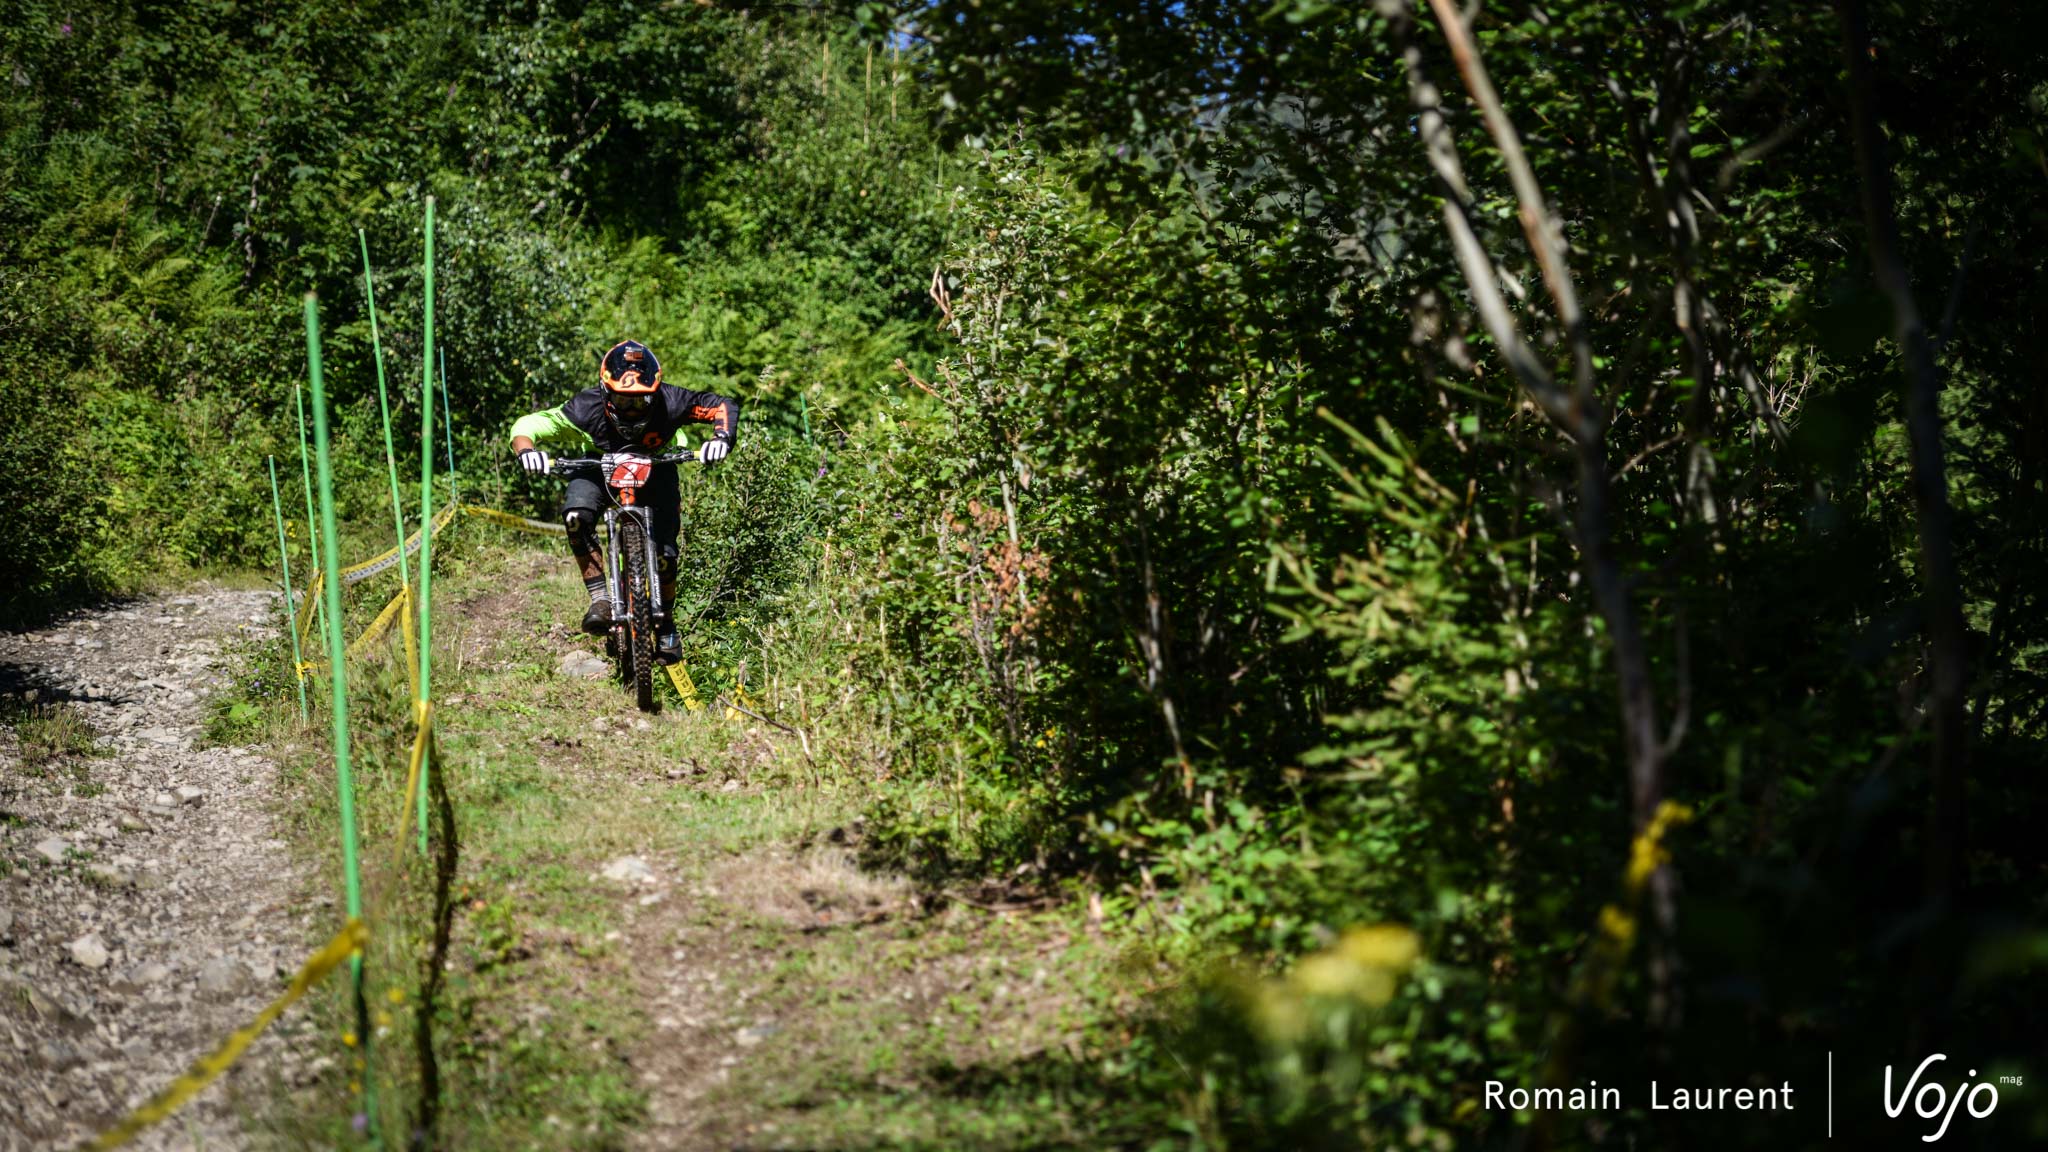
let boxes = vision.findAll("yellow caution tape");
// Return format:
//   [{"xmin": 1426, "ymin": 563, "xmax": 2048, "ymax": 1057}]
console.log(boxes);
[
  {"xmin": 85, "ymin": 919, "xmax": 368, "ymax": 1151},
  {"xmin": 344, "ymin": 585, "xmax": 410, "ymax": 660},
  {"xmin": 664, "ymin": 663, "xmax": 705, "ymax": 712},
  {"xmin": 295, "ymin": 572, "xmax": 324, "ymax": 657},
  {"xmin": 726, "ymin": 680, "xmax": 761, "ymax": 722},
  {"xmin": 461, "ymin": 504, "xmax": 566, "ymax": 535},
  {"xmin": 397, "ymin": 585, "xmax": 420, "ymax": 700},
  {"xmin": 297, "ymin": 502, "xmax": 531, "ymax": 677},
  {"xmin": 338, "ymin": 503, "xmax": 461, "ymax": 585},
  {"xmin": 388, "ymin": 699, "xmax": 434, "ymax": 877}
]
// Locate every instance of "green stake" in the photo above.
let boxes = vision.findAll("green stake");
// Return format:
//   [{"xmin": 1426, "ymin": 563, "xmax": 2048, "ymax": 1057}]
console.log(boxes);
[
  {"xmin": 361, "ymin": 229, "xmax": 410, "ymax": 597},
  {"xmin": 294, "ymin": 381, "xmax": 322, "ymax": 647},
  {"xmin": 440, "ymin": 346, "xmax": 458, "ymax": 508},
  {"xmin": 416, "ymin": 197, "xmax": 436, "ymax": 857},
  {"xmin": 305, "ymin": 292, "xmax": 373, "ymax": 1136},
  {"xmin": 267, "ymin": 456, "xmax": 309, "ymax": 721}
]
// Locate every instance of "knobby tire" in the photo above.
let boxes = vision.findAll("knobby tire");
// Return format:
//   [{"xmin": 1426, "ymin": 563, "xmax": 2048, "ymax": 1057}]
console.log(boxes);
[{"xmin": 621, "ymin": 527, "xmax": 658, "ymax": 713}]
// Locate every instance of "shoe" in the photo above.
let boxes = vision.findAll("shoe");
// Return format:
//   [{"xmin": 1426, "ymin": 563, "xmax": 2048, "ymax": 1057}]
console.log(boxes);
[
  {"xmin": 656, "ymin": 629, "xmax": 681, "ymax": 665},
  {"xmin": 581, "ymin": 602, "xmax": 612, "ymax": 636}
]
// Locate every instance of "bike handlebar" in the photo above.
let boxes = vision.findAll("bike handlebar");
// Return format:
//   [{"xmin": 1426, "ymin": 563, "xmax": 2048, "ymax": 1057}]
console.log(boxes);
[{"xmin": 548, "ymin": 451, "xmax": 699, "ymax": 478}]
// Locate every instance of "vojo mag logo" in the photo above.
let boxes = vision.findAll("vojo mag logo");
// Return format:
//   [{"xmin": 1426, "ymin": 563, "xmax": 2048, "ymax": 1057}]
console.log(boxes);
[{"xmin": 1883, "ymin": 1054, "xmax": 2015, "ymax": 1142}]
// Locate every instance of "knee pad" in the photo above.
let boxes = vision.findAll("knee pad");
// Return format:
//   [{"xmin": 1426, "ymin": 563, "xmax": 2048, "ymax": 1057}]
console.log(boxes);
[{"xmin": 562, "ymin": 508, "xmax": 594, "ymax": 535}]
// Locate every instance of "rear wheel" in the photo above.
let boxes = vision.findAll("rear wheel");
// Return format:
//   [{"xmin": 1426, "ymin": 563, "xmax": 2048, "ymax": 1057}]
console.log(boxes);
[{"xmin": 620, "ymin": 528, "xmax": 659, "ymax": 713}]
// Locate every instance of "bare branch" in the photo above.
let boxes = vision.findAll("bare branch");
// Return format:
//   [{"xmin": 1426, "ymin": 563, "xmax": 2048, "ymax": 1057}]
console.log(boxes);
[
  {"xmin": 1381, "ymin": 5, "xmax": 1576, "ymax": 430},
  {"xmin": 1426, "ymin": 0, "xmax": 1597, "ymax": 405}
]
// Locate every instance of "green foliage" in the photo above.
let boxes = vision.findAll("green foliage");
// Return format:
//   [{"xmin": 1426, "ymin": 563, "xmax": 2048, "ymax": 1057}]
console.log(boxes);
[
  {"xmin": 8, "ymin": 0, "xmax": 2047, "ymax": 1146},
  {"xmin": 0, "ymin": 2, "xmax": 949, "ymax": 614}
]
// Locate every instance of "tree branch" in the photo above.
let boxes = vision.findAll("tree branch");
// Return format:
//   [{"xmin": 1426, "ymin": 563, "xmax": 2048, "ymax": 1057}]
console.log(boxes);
[{"xmin": 1383, "ymin": 0, "xmax": 1679, "ymax": 1033}]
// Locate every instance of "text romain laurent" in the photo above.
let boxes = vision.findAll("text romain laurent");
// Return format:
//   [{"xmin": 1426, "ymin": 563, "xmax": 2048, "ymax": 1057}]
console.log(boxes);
[{"xmin": 1484, "ymin": 1082, "xmax": 1796, "ymax": 1111}]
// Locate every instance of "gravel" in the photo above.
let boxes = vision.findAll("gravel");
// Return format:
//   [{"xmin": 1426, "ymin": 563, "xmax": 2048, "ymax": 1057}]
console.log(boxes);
[{"xmin": 0, "ymin": 587, "xmax": 318, "ymax": 1150}]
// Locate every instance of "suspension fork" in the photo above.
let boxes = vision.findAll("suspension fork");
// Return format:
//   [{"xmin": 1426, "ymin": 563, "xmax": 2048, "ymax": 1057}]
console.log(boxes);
[
  {"xmin": 603, "ymin": 509, "xmax": 626, "ymax": 622},
  {"xmin": 645, "ymin": 516, "xmax": 667, "ymax": 624},
  {"xmin": 603, "ymin": 508, "xmax": 663, "ymax": 623}
]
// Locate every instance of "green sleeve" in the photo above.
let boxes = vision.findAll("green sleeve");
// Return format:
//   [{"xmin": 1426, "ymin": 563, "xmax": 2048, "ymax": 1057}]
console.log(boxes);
[{"xmin": 509, "ymin": 406, "xmax": 591, "ymax": 450}]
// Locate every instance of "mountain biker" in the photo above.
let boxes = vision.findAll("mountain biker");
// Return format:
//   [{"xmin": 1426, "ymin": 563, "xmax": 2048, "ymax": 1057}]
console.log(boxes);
[{"xmin": 508, "ymin": 339, "xmax": 739, "ymax": 665}]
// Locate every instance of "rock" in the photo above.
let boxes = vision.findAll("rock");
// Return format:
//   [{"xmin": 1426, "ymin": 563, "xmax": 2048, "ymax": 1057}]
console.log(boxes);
[
  {"xmin": 720, "ymin": 779, "xmax": 742, "ymax": 793},
  {"xmin": 116, "ymin": 962, "xmax": 171, "ymax": 991},
  {"xmin": 33, "ymin": 837, "xmax": 71, "ymax": 865},
  {"xmin": 293, "ymin": 1054, "xmax": 336, "ymax": 1086},
  {"xmin": 600, "ymin": 856, "xmax": 656, "ymax": 885},
  {"xmin": 37, "ymin": 1040, "xmax": 85, "ymax": 1072},
  {"xmin": 152, "ymin": 792, "xmax": 175, "ymax": 809},
  {"xmin": 196, "ymin": 957, "xmax": 249, "ymax": 997},
  {"xmin": 734, "ymin": 1022, "xmax": 780, "ymax": 1047},
  {"xmin": 0, "ymin": 908, "xmax": 11, "ymax": 937},
  {"xmin": 20, "ymin": 978, "xmax": 76, "ymax": 1023},
  {"xmin": 173, "ymin": 786, "xmax": 204, "ymax": 806},
  {"xmin": 85, "ymin": 863, "xmax": 132, "ymax": 888},
  {"xmin": 68, "ymin": 934, "xmax": 111, "ymax": 969},
  {"xmin": 632, "ymin": 717, "xmax": 652, "ymax": 731},
  {"xmin": 115, "ymin": 812, "xmax": 151, "ymax": 833},
  {"xmin": 558, "ymin": 651, "xmax": 609, "ymax": 680}
]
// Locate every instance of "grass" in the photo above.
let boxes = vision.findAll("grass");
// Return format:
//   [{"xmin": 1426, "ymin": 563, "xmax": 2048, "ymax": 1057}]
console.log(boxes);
[
  {"xmin": 234, "ymin": 528, "xmax": 1164, "ymax": 1150},
  {"xmin": 2, "ymin": 698, "xmax": 106, "ymax": 771}
]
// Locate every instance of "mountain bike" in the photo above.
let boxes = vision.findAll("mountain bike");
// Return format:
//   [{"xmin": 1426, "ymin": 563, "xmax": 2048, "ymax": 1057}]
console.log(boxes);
[{"xmin": 550, "ymin": 450, "xmax": 697, "ymax": 712}]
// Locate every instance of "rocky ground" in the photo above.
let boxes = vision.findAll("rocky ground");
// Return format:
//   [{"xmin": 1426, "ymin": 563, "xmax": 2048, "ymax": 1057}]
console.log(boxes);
[{"xmin": 0, "ymin": 588, "xmax": 322, "ymax": 1151}]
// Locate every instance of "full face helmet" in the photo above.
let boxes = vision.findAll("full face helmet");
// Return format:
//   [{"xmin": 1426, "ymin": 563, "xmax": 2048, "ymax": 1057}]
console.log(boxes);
[{"xmin": 600, "ymin": 339, "xmax": 661, "ymax": 442}]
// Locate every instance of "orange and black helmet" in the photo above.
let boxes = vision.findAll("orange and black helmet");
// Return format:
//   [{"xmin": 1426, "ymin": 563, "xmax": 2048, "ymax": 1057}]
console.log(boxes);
[{"xmin": 600, "ymin": 340, "xmax": 661, "ymax": 394}]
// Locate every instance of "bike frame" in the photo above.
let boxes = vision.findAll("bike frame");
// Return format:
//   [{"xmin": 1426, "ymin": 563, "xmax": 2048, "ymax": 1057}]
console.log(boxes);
[{"xmin": 567, "ymin": 451, "xmax": 694, "ymax": 631}]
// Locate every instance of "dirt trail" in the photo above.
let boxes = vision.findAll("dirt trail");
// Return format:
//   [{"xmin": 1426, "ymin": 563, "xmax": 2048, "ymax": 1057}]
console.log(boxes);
[{"xmin": 0, "ymin": 587, "xmax": 321, "ymax": 1151}]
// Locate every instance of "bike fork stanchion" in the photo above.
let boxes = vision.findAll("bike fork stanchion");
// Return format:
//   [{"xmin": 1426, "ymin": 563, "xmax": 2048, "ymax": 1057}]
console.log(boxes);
[
  {"xmin": 304, "ymin": 293, "xmax": 377, "ymax": 1142},
  {"xmin": 601, "ymin": 512, "xmax": 619, "ymax": 667},
  {"xmin": 266, "ymin": 456, "xmax": 309, "ymax": 721}
]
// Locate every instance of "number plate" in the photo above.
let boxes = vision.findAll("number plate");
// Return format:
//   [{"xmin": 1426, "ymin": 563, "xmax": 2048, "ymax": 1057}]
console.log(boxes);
[{"xmin": 601, "ymin": 453, "xmax": 653, "ymax": 489}]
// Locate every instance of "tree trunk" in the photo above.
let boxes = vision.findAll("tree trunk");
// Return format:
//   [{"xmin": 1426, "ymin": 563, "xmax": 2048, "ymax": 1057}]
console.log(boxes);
[{"xmin": 1837, "ymin": 0, "xmax": 1969, "ymax": 913}]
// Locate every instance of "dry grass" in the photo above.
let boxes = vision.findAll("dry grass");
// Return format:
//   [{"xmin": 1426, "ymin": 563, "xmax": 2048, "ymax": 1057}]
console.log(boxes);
[
  {"xmin": 710, "ymin": 843, "xmax": 910, "ymax": 931},
  {"xmin": 1, "ymin": 698, "xmax": 104, "ymax": 771}
]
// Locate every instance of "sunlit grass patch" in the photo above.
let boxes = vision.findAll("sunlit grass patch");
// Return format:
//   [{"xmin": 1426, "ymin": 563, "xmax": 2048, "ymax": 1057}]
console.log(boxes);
[{"xmin": 2, "ymin": 697, "xmax": 106, "ymax": 771}]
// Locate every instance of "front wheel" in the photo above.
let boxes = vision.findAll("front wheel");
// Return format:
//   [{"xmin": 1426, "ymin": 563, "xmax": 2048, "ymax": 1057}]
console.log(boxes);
[{"xmin": 620, "ymin": 527, "xmax": 659, "ymax": 713}]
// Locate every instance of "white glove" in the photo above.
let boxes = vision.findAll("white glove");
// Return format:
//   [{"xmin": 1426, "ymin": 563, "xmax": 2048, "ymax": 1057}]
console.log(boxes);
[
  {"xmin": 517, "ymin": 448, "xmax": 552, "ymax": 474},
  {"xmin": 700, "ymin": 439, "xmax": 730, "ymax": 464}
]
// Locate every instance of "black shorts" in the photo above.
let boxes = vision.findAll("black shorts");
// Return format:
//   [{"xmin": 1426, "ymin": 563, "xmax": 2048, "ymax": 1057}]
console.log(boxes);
[{"xmin": 563, "ymin": 464, "xmax": 679, "ymax": 557}]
